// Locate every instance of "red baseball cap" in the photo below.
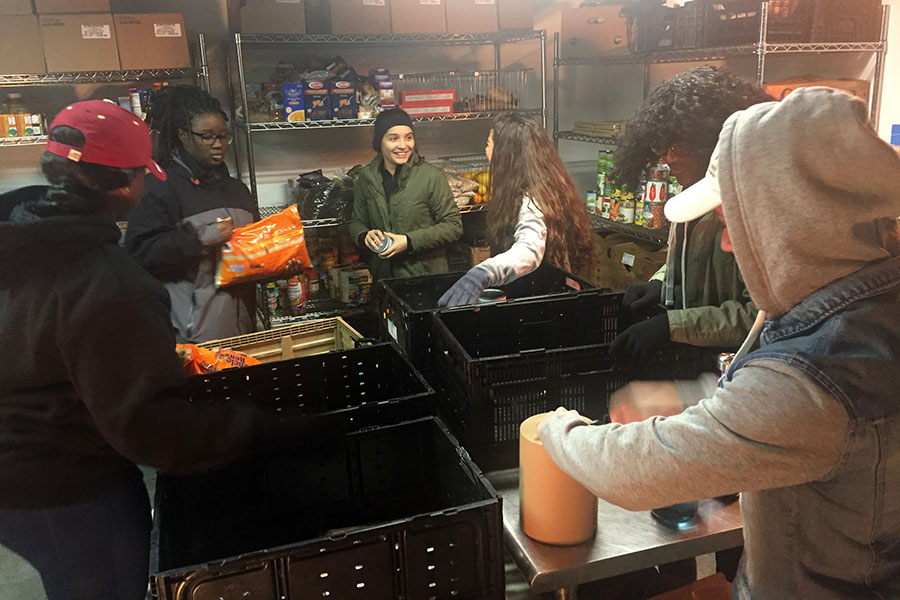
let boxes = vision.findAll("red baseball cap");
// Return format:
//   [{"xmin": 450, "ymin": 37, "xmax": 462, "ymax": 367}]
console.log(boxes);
[{"xmin": 46, "ymin": 99, "xmax": 166, "ymax": 181}]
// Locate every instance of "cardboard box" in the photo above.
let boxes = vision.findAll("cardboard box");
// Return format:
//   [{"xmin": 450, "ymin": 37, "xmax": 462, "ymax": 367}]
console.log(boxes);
[
  {"xmin": 401, "ymin": 89, "xmax": 455, "ymax": 104},
  {"xmin": 282, "ymin": 82, "xmax": 305, "ymax": 122},
  {"xmin": 497, "ymin": 0, "xmax": 532, "ymax": 30},
  {"xmin": 560, "ymin": 6, "xmax": 628, "ymax": 59},
  {"xmin": 302, "ymin": 78, "xmax": 330, "ymax": 120},
  {"xmin": 238, "ymin": 0, "xmax": 306, "ymax": 34},
  {"xmin": 0, "ymin": 15, "xmax": 46, "ymax": 73},
  {"xmin": 39, "ymin": 13, "xmax": 120, "ymax": 72},
  {"xmin": 400, "ymin": 100, "xmax": 453, "ymax": 116},
  {"xmin": 584, "ymin": 232, "xmax": 631, "ymax": 286},
  {"xmin": 114, "ymin": 14, "xmax": 189, "ymax": 70},
  {"xmin": 390, "ymin": 0, "xmax": 445, "ymax": 34},
  {"xmin": 329, "ymin": 79, "xmax": 357, "ymax": 120},
  {"xmin": 35, "ymin": 0, "xmax": 109, "ymax": 13},
  {"xmin": 0, "ymin": 0, "xmax": 33, "ymax": 15},
  {"xmin": 608, "ymin": 240, "xmax": 667, "ymax": 292},
  {"xmin": 444, "ymin": 0, "xmax": 496, "ymax": 33},
  {"xmin": 331, "ymin": 0, "xmax": 391, "ymax": 34},
  {"xmin": 764, "ymin": 76, "xmax": 869, "ymax": 104}
]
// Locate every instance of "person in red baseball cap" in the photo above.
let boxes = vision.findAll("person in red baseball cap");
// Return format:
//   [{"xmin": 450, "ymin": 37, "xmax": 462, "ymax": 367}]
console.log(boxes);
[{"xmin": 0, "ymin": 100, "xmax": 313, "ymax": 600}]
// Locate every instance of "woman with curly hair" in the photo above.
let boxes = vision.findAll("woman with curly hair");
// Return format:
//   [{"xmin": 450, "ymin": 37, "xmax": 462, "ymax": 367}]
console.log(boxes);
[
  {"xmin": 610, "ymin": 66, "xmax": 772, "ymax": 362},
  {"xmin": 438, "ymin": 112, "xmax": 593, "ymax": 306}
]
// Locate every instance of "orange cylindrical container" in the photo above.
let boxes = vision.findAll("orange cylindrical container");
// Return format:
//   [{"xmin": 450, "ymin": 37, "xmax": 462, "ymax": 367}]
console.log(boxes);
[{"xmin": 519, "ymin": 412, "xmax": 598, "ymax": 545}]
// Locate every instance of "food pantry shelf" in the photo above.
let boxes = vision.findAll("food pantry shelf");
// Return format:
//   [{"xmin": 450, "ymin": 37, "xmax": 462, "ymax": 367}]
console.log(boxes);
[
  {"xmin": 0, "ymin": 135, "xmax": 47, "ymax": 147},
  {"xmin": 554, "ymin": 45, "xmax": 757, "ymax": 66},
  {"xmin": 268, "ymin": 298, "xmax": 366, "ymax": 329},
  {"xmin": 236, "ymin": 30, "xmax": 546, "ymax": 46},
  {"xmin": 554, "ymin": 131, "xmax": 618, "ymax": 146},
  {"xmin": 240, "ymin": 109, "xmax": 544, "ymax": 132},
  {"xmin": 0, "ymin": 68, "xmax": 201, "ymax": 87},
  {"xmin": 591, "ymin": 214, "xmax": 669, "ymax": 245}
]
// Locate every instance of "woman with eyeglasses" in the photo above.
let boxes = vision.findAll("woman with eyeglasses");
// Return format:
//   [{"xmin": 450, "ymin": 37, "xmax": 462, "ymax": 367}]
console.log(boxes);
[{"xmin": 125, "ymin": 86, "xmax": 258, "ymax": 343}]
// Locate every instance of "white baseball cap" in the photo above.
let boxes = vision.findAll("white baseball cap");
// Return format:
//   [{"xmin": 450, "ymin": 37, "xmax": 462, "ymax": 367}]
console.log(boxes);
[{"xmin": 664, "ymin": 144, "xmax": 722, "ymax": 223}]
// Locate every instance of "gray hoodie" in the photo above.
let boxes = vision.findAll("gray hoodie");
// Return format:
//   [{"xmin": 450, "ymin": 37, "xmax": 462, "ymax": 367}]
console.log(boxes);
[{"xmin": 540, "ymin": 88, "xmax": 900, "ymax": 598}]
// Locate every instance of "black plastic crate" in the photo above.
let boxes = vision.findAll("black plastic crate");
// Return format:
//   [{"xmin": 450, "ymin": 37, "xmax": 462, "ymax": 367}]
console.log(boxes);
[
  {"xmin": 429, "ymin": 293, "xmax": 725, "ymax": 471},
  {"xmin": 185, "ymin": 342, "xmax": 436, "ymax": 434},
  {"xmin": 150, "ymin": 417, "xmax": 504, "ymax": 600},
  {"xmin": 372, "ymin": 263, "xmax": 597, "ymax": 374}
]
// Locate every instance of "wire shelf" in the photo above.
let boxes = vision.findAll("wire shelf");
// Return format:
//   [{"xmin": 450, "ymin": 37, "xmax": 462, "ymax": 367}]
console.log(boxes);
[
  {"xmin": 591, "ymin": 214, "xmax": 669, "ymax": 245},
  {"xmin": 257, "ymin": 206, "xmax": 343, "ymax": 228},
  {"xmin": 555, "ymin": 131, "xmax": 619, "ymax": 146},
  {"xmin": 556, "ymin": 45, "xmax": 757, "ymax": 66},
  {"xmin": 0, "ymin": 135, "xmax": 47, "ymax": 147},
  {"xmin": 396, "ymin": 69, "xmax": 530, "ymax": 112},
  {"xmin": 763, "ymin": 41, "xmax": 884, "ymax": 53},
  {"xmin": 268, "ymin": 298, "xmax": 366, "ymax": 328},
  {"xmin": 0, "ymin": 68, "xmax": 199, "ymax": 87},
  {"xmin": 242, "ymin": 109, "xmax": 544, "ymax": 131},
  {"xmin": 236, "ymin": 30, "xmax": 545, "ymax": 46}
]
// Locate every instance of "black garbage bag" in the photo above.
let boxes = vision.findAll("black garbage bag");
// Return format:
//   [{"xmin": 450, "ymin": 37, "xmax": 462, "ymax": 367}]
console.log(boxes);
[{"xmin": 292, "ymin": 170, "xmax": 355, "ymax": 221}]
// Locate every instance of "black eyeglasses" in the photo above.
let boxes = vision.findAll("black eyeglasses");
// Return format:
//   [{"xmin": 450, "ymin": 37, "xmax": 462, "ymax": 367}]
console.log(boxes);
[{"xmin": 191, "ymin": 130, "xmax": 234, "ymax": 145}]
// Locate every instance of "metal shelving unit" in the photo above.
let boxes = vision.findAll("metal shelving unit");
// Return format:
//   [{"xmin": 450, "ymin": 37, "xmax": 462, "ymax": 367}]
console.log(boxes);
[
  {"xmin": 0, "ymin": 34, "xmax": 210, "ymax": 149},
  {"xmin": 229, "ymin": 30, "xmax": 548, "ymax": 208},
  {"xmin": 553, "ymin": 2, "xmax": 889, "ymax": 245},
  {"xmin": 553, "ymin": 3, "xmax": 889, "ymax": 149},
  {"xmin": 590, "ymin": 215, "xmax": 669, "ymax": 245}
]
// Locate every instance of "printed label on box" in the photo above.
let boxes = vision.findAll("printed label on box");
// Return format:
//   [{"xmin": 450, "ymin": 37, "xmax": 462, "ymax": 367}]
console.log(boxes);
[
  {"xmin": 363, "ymin": 0, "xmax": 386, "ymax": 5},
  {"xmin": 81, "ymin": 24, "xmax": 111, "ymax": 39},
  {"xmin": 621, "ymin": 252, "xmax": 635, "ymax": 267},
  {"xmin": 387, "ymin": 319, "xmax": 399, "ymax": 343},
  {"xmin": 474, "ymin": 0, "xmax": 496, "ymax": 4},
  {"xmin": 276, "ymin": 0, "xmax": 302, "ymax": 3},
  {"xmin": 419, "ymin": 0, "xmax": 441, "ymax": 5},
  {"xmin": 154, "ymin": 23, "xmax": 183, "ymax": 38}
]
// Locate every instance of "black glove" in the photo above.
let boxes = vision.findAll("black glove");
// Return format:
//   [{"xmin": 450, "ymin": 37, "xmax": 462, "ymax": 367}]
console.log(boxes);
[
  {"xmin": 610, "ymin": 313, "xmax": 670, "ymax": 362},
  {"xmin": 620, "ymin": 280, "xmax": 664, "ymax": 329},
  {"xmin": 438, "ymin": 266, "xmax": 492, "ymax": 307}
]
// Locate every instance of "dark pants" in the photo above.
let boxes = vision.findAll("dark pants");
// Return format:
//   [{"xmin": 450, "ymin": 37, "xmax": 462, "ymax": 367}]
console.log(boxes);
[{"xmin": 0, "ymin": 470, "xmax": 152, "ymax": 600}]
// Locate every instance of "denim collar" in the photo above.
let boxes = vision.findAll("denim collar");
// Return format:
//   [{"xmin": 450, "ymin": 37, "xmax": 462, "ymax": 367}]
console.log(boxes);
[{"xmin": 763, "ymin": 256, "xmax": 900, "ymax": 344}]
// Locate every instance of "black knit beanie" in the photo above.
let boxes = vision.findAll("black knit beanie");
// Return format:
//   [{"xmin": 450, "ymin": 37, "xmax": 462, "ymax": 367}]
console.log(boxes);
[{"xmin": 372, "ymin": 108, "xmax": 414, "ymax": 151}]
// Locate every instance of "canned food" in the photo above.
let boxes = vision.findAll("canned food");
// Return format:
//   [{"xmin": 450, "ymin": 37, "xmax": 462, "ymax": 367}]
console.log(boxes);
[
  {"xmin": 643, "ymin": 201, "xmax": 666, "ymax": 229},
  {"xmin": 648, "ymin": 163, "xmax": 669, "ymax": 181},
  {"xmin": 600, "ymin": 197, "xmax": 611, "ymax": 219},
  {"xmin": 645, "ymin": 180, "xmax": 667, "ymax": 203}
]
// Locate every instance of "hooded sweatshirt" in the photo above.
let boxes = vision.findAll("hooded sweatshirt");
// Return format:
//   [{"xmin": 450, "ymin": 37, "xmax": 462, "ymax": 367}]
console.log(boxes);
[
  {"xmin": 0, "ymin": 186, "xmax": 277, "ymax": 508},
  {"xmin": 540, "ymin": 88, "xmax": 900, "ymax": 599}
]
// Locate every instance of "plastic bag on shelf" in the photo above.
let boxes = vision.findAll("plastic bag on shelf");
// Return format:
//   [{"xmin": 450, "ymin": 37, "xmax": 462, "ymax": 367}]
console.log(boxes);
[
  {"xmin": 291, "ymin": 169, "xmax": 356, "ymax": 221},
  {"xmin": 176, "ymin": 344, "xmax": 261, "ymax": 375}
]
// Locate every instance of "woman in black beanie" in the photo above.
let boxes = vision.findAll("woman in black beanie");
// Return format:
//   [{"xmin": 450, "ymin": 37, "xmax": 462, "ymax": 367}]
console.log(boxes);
[{"xmin": 348, "ymin": 108, "xmax": 462, "ymax": 282}]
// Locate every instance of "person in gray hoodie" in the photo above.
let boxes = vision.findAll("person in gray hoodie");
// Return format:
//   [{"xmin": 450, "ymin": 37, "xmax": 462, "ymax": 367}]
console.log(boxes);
[{"xmin": 539, "ymin": 87, "xmax": 900, "ymax": 599}]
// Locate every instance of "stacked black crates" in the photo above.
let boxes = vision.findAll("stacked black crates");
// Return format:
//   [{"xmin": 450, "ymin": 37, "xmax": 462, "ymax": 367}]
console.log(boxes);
[{"xmin": 151, "ymin": 344, "xmax": 504, "ymax": 599}]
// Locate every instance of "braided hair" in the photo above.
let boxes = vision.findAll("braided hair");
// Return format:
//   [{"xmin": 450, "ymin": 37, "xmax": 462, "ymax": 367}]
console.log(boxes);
[
  {"xmin": 146, "ymin": 85, "xmax": 228, "ymax": 163},
  {"xmin": 614, "ymin": 66, "xmax": 772, "ymax": 189}
]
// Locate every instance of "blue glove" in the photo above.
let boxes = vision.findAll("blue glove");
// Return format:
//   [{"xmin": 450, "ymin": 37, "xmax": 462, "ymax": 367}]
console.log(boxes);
[
  {"xmin": 438, "ymin": 266, "xmax": 492, "ymax": 307},
  {"xmin": 610, "ymin": 313, "xmax": 670, "ymax": 362}
]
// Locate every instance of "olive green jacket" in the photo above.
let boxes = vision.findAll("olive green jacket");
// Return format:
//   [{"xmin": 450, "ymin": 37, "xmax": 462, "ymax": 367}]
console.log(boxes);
[
  {"xmin": 651, "ymin": 212, "xmax": 758, "ymax": 348},
  {"xmin": 349, "ymin": 152, "xmax": 462, "ymax": 282}
]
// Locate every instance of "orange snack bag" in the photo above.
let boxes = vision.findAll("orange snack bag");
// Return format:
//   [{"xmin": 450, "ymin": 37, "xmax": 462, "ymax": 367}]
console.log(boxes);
[
  {"xmin": 176, "ymin": 344, "xmax": 261, "ymax": 375},
  {"xmin": 215, "ymin": 204, "xmax": 312, "ymax": 288}
]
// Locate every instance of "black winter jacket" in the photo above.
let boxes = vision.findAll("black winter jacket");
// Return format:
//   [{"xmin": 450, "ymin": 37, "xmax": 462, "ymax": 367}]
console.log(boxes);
[
  {"xmin": 0, "ymin": 186, "xmax": 270, "ymax": 508},
  {"xmin": 125, "ymin": 151, "xmax": 259, "ymax": 343}
]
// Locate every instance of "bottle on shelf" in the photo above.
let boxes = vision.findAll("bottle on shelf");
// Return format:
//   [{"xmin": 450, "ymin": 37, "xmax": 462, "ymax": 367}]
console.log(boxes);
[{"xmin": 1, "ymin": 93, "xmax": 42, "ymax": 138}]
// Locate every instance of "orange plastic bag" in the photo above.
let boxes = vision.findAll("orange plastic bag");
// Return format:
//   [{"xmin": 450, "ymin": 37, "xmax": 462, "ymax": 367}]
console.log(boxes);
[
  {"xmin": 215, "ymin": 204, "xmax": 312, "ymax": 288},
  {"xmin": 176, "ymin": 344, "xmax": 261, "ymax": 375}
]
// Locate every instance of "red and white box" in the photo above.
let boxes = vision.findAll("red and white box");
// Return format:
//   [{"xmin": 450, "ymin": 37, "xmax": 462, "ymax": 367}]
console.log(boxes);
[
  {"xmin": 400, "ymin": 89, "xmax": 456, "ymax": 105},
  {"xmin": 399, "ymin": 100, "xmax": 454, "ymax": 116}
]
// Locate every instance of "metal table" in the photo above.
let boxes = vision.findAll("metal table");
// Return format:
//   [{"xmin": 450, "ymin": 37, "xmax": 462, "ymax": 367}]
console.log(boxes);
[{"xmin": 487, "ymin": 469, "xmax": 743, "ymax": 599}]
